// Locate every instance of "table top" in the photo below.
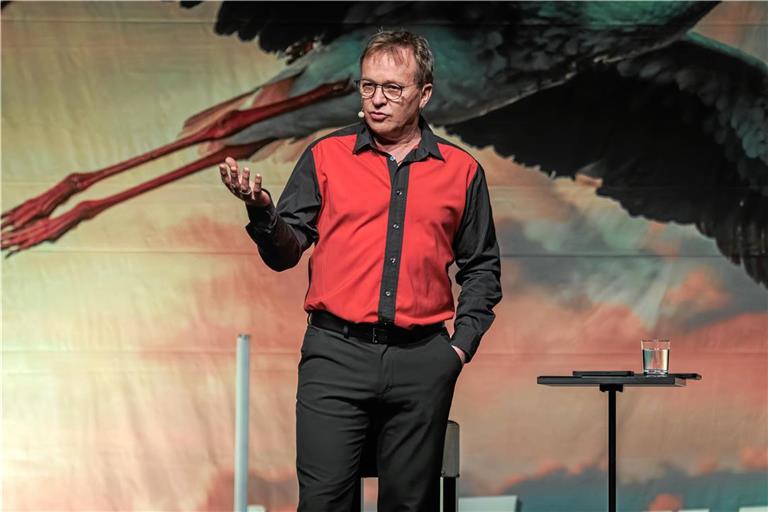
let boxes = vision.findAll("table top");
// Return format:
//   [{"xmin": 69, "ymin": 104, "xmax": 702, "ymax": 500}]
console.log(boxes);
[{"xmin": 537, "ymin": 372, "xmax": 701, "ymax": 387}]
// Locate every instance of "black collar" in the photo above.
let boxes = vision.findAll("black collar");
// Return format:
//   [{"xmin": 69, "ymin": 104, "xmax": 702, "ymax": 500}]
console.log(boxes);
[{"xmin": 353, "ymin": 116, "xmax": 445, "ymax": 162}]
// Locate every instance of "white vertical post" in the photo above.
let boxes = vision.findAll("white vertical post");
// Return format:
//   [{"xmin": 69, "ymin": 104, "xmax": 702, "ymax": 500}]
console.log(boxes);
[{"xmin": 234, "ymin": 334, "xmax": 251, "ymax": 512}]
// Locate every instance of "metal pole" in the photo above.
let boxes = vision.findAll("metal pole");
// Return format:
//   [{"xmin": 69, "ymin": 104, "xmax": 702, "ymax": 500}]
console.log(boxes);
[
  {"xmin": 600, "ymin": 384, "xmax": 621, "ymax": 512},
  {"xmin": 234, "ymin": 334, "xmax": 251, "ymax": 512},
  {"xmin": 608, "ymin": 388, "xmax": 616, "ymax": 512}
]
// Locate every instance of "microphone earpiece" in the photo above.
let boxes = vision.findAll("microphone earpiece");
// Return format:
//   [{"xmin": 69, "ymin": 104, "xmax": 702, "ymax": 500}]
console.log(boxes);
[{"xmin": 357, "ymin": 110, "xmax": 365, "ymax": 119}]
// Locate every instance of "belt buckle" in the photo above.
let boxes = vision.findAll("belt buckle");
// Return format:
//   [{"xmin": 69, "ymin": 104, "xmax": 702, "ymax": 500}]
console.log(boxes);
[{"xmin": 371, "ymin": 326, "xmax": 389, "ymax": 344}]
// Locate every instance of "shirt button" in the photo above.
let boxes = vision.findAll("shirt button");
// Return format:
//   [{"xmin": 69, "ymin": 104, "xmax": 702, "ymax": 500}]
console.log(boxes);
[
  {"xmin": 395, "ymin": 189, "xmax": 402, "ymax": 196},
  {"xmin": 385, "ymin": 290, "xmax": 392, "ymax": 297},
  {"xmin": 390, "ymin": 257, "xmax": 396, "ymax": 264},
  {"xmin": 389, "ymin": 155, "xmax": 396, "ymax": 161},
  {"xmin": 393, "ymin": 223, "xmax": 400, "ymax": 229}
]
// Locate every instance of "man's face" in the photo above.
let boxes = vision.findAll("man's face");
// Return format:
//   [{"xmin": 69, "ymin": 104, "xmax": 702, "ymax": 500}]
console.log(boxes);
[{"xmin": 360, "ymin": 47, "xmax": 432, "ymax": 141}]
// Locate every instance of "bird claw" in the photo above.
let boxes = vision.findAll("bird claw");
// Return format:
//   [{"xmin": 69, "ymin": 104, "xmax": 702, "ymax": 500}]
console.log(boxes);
[
  {"xmin": 1, "ymin": 200, "xmax": 98, "ymax": 253},
  {"xmin": 1, "ymin": 173, "xmax": 87, "ymax": 231}
]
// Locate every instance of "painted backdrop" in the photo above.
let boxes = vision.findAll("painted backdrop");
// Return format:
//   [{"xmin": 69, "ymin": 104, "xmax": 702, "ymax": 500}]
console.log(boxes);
[{"xmin": 2, "ymin": 2, "xmax": 767, "ymax": 511}]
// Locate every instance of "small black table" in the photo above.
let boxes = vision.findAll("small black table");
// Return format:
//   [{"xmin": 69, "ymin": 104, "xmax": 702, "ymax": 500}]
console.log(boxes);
[{"xmin": 537, "ymin": 372, "xmax": 701, "ymax": 512}]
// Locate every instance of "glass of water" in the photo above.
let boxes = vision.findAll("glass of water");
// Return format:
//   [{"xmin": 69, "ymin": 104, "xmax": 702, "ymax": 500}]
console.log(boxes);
[{"xmin": 641, "ymin": 339, "xmax": 670, "ymax": 376}]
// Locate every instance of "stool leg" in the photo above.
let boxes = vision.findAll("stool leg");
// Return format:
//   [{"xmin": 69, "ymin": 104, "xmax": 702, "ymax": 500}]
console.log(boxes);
[{"xmin": 441, "ymin": 477, "xmax": 457, "ymax": 512}]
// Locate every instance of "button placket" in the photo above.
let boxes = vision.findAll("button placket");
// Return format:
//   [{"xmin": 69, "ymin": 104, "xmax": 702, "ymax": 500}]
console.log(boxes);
[{"xmin": 377, "ymin": 157, "xmax": 410, "ymax": 324}]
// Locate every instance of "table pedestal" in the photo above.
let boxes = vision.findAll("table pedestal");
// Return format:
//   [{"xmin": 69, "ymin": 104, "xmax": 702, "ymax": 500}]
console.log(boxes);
[{"xmin": 600, "ymin": 383, "xmax": 622, "ymax": 512}]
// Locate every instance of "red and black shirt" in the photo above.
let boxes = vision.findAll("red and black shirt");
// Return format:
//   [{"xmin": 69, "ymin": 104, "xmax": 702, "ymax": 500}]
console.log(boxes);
[{"xmin": 245, "ymin": 118, "xmax": 501, "ymax": 362}]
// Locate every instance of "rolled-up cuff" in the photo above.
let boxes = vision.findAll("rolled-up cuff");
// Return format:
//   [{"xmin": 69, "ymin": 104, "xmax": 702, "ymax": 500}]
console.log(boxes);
[
  {"xmin": 450, "ymin": 324, "xmax": 482, "ymax": 363},
  {"xmin": 245, "ymin": 189, "xmax": 276, "ymax": 234}
]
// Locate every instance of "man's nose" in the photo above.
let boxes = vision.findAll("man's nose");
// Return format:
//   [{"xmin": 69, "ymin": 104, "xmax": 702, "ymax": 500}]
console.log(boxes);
[{"xmin": 371, "ymin": 87, "xmax": 387, "ymax": 106}]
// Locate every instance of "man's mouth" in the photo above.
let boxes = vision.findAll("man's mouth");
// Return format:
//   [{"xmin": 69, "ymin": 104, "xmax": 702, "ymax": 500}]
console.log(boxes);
[{"xmin": 369, "ymin": 111, "xmax": 388, "ymax": 121}]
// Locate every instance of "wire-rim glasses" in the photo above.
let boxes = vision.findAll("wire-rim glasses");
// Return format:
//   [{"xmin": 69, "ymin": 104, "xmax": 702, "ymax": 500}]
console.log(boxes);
[{"xmin": 355, "ymin": 79, "xmax": 417, "ymax": 100}]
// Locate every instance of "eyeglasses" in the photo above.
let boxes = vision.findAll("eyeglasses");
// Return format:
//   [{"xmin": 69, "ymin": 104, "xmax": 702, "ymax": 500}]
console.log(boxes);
[{"xmin": 355, "ymin": 79, "xmax": 417, "ymax": 100}]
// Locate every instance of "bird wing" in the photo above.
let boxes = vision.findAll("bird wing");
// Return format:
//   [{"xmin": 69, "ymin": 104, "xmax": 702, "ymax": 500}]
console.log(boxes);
[
  {"xmin": 178, "ymin": 1, "xmax": 716, "ymax": 65},
  {"xmin": 179, "ymin": 1, "xmax": 363, "ymax": 61},
  {"xmin": 444, "ymin": 33, "xmax": 768, "ymax": 287}
]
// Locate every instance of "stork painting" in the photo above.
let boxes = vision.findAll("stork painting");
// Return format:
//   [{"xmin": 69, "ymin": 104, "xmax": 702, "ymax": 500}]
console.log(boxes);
[
  {"xmin": 2, "ymin": 2, "xmax": 767, "ymax": 511},
  {"xmin": 2, "ymin": 1, "xmax": 766, "ymax": 287}
]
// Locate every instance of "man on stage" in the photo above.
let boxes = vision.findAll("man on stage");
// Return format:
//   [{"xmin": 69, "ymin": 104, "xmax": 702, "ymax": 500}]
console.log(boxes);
[{"xmin": 220, "ymin": 30, "xmax": 502, "ymax": 512}]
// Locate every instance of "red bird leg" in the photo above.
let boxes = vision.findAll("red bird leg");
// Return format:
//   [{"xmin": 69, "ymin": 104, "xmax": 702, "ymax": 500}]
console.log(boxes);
[
  {"xmin": 1, "ymin": 140, "xmax": 272, "ymax": 254},
  {"xmin": 2, "ymin": 78, "xmax": 353, "ymax": 230}
]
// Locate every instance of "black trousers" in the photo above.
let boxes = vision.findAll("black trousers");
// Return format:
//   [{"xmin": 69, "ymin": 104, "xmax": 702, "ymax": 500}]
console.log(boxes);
[{"xmin": 296, "ymin": 323, "xmax": 463, "ymax": 512}]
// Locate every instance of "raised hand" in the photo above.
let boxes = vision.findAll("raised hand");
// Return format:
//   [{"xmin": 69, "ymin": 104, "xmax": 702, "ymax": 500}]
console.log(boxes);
[{"xmin": 219, "ymin": 156, "xmax": 271, "ymax": 208}]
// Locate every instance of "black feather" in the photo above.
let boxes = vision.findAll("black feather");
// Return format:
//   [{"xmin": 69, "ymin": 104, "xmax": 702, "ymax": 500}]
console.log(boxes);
[{"xmin": 445, "ymin": 61, "xmax": 768, "ymax": 286}]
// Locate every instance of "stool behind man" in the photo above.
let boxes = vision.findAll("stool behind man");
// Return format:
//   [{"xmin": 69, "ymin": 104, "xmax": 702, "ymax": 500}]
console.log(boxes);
[{"xmin": 219, "ymin": 30, "xmax": 502, "ymax": 512}]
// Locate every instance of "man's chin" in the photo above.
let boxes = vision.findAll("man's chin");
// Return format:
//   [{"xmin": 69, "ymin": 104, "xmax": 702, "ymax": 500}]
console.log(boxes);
[
  {"xmin": 367, "ymin": 123, "xmax": 394, "ymax": 139},
  {"xmin": 367, "ymin": 116, "xmax": 390, "ymax": 128}
]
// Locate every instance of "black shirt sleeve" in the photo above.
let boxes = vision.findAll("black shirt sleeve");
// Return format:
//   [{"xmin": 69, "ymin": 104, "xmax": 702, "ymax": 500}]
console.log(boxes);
[
  {"xmin": 450, "ymin": 163, "xmax": 503, "ymax": 362},
  {"xmin": 244, "ymin": 146, "xmax": 321, "ymax": 271}
]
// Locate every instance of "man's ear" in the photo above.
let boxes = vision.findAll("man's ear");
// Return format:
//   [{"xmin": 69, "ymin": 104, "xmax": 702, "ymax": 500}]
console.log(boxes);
[{"xmin": 419, "ymin": 83, "xmax": 433, "ymax": 110}]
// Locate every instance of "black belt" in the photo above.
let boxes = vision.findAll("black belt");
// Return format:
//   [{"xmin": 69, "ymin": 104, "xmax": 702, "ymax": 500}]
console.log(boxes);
[{"xmin": 308, "ymin": 310, "xmax": 444, "ymax": 345}]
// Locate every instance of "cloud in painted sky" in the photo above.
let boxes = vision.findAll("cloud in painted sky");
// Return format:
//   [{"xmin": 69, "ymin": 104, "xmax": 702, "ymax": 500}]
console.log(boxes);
[{"xmin": 494, "ymin": 463, "xmax": 767, "ymax": 512}]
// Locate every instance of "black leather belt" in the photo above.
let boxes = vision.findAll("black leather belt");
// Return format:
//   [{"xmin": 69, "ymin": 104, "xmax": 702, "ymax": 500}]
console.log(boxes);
[{"xmin": 308, "ymin": 310, "xmax": 444, "ymax": 345}]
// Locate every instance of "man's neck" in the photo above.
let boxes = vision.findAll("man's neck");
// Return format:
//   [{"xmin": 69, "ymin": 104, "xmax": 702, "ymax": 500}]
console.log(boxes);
[{"xmin": 371, "ymin": 119, "xmax": 422, "ymax": 155}]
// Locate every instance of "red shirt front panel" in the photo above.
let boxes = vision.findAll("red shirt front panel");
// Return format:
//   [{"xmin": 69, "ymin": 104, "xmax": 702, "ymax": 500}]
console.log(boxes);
[{"xmin": 304, "ymin": 129, "xmax": 477, "ymax": 328}]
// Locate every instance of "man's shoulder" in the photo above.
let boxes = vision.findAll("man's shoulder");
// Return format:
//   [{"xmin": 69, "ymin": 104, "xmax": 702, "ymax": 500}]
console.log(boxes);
[
  {"xmin": 306, "ymin": 123, "xmax": 361, "ymax": 151},
  {"xmin": 431, "ymin": 133, "xmax": 481, "ymax": 169}
]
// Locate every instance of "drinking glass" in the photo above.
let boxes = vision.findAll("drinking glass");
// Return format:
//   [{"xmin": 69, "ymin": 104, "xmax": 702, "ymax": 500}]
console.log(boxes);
[{"xmin": 641, "ymin": 339, "xmax": 670, "ymax": 376}]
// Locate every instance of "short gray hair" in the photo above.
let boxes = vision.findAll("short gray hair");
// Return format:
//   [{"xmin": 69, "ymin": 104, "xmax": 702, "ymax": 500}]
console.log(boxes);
[{"xmin": 360, "ymin": 30, "xmax": 434, "ymax": 86}]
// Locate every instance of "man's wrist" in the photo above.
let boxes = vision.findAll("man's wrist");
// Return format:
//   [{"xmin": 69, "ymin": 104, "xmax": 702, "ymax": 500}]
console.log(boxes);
[
  {"xmin": 245, "ymin": 200, "xmax": 278, "ymax": 242},
  {"xmin": 450, "ymin": 325, "xmax": 480, "ymax": 363},
  {"xmin": 451, "ymin": 345, "xmax": 467, "ymax": 364}
]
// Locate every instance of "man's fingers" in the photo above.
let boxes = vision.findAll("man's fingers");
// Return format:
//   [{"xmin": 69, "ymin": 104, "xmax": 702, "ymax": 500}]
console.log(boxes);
[
  {"xmin": 220, "ymin": 158, "xmax": 266, "ymax": 204},
  {"xmin": 240, "ymin": 168, "xmax": 251, "ymax": 191},
  {"xmin": 219, "ymin": 164, "xmax": 236, "ymax": 191},
  {"xmin": 225, "ymin": 158, "xmax": 238, "ymax": 185}
]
